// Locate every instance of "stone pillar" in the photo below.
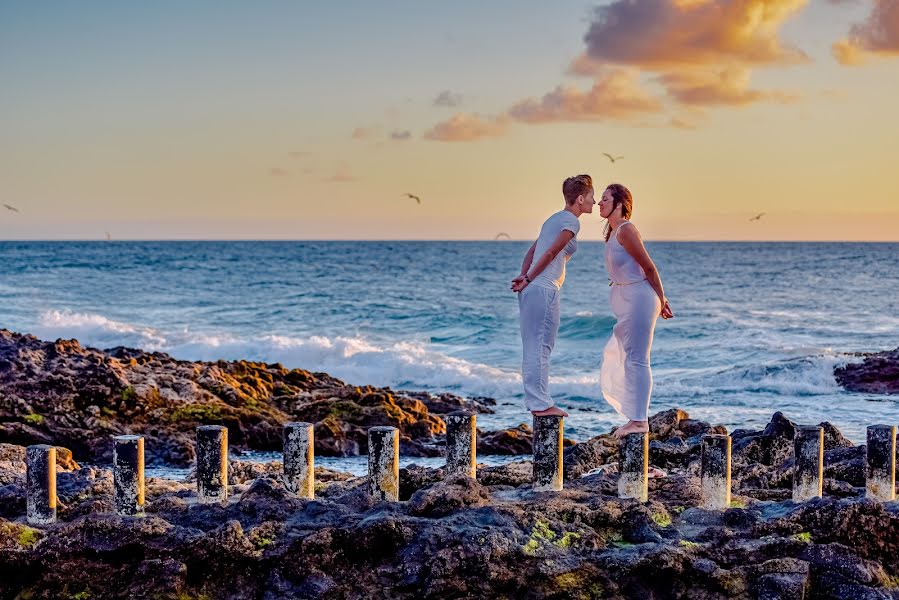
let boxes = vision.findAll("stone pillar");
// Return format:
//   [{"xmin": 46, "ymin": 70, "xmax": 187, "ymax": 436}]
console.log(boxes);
[
  {"xmin": 618, "ymin": 432, "xmax": 648, "ymax": 502},
  {"xmin": 445, "ymin": 413, "xmax": 476, "ymax": 479},
  {"xmin": 866, "ymin": 424, "xmax": 896, "ymax": 502},
  {"xmin": 283, "ymin": 421, "xmax": 314, "ymax": 498},
  {"xmin": 700, "ymin": 434, "xmax": 732, "ymax": 509},
  {"xmin": 113, "ymin": 435, "xmax": 145, "ymax": 515},
  {"xmin": 532, "ymin": 415, "xmax": 564, "ymax": 491},
  {"xmin": 793, "ymin": 426, "xmax": 823, "ymax": 502},
  {"xmin": 26, "ymin": 444, "xmax": 57, "ymax": 525},
  {"xmin": 368, "ymin": 426, "xmax": 399, "ymax": 501},
  {"xmin": 196, "ymin": 425, "xmax": 228, "ymax": 503}
]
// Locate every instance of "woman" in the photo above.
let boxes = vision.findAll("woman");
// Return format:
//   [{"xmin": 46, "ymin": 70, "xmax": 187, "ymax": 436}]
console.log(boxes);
[
  {"xmin": 599, "ymin": 183, "xmax": 673, "ymax": 439},
  {"xmin": 512, "ymin": 174, "xmax": 595, "ymax": 417}
]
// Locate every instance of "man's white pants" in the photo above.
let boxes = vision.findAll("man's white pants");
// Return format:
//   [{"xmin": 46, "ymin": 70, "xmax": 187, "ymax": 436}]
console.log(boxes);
[{"xmin": 519, "ymin": 284, "xmax": 560, "ymax": 411}]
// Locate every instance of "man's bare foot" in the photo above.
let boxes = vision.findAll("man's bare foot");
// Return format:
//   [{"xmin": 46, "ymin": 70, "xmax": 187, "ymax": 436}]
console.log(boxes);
[
  {"xmin": 612, "ymin": 420, "xmax": 649, "ymax": 439},
  {"xmin": 531, "ymin": 406, "xmax": 569, "ymax": 418}
]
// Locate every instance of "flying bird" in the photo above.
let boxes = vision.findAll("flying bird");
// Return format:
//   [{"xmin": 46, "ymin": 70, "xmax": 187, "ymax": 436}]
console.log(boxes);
[
  {"xmin": 494, "ymin": 232, "xmax": 511, "ymax": 240},
  {"xmin": 404, "ymin": 193, "xmax": 421, "ymax": 204},
  {"xmin": 749, "ymin": 213, "xmax": 765, "ymax": 222},
  {"xmin": 602, "ymin": 153, "xmax": 624, "ymax": 163},
  {"xmin": 3, "ymin": 204, "xmax": 19, "ymax": 213}
]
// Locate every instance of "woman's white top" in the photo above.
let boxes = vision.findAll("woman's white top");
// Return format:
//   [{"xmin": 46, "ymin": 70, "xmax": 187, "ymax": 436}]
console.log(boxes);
[{"xmin": 604, "ymin": 221, "xmax": 645, "ymax": 284}]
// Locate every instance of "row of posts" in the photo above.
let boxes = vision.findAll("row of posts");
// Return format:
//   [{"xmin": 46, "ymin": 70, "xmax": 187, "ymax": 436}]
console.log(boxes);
[{"xmin": 23, "ymin": 416, "xmax": 898, "ymax": 525}]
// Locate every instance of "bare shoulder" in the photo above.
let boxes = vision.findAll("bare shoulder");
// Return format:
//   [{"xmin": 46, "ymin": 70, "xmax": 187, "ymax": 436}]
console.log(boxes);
[{"xmin": 617, "ymin": 221, "xmax": 642, "ymax": 242}]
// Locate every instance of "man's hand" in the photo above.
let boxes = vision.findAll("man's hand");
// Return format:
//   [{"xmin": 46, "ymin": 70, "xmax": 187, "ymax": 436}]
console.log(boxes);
[{"xmin": 511, "ymin": 275, "xmax": 528, "ymax": 292}]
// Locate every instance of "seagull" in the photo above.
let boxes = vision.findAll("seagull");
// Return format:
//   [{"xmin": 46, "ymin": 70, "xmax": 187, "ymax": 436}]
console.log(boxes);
[
  {"xmin": 749, "ymin": 212, "xmax": 765, "ymax": 222},
  {"xmin": 494, "ymin": 232, "xmax": 511, "ymax": 240},
  {"xmin": 602, "ymin": 153, "xmax": 624, "ymax": 163},
  {"xmin": 3, "ymin": 204, "xmax": 19, "ymax": 213},
  {"xmin": 404, "ymin": 193, "xmax": 421, "ymax": 204}
]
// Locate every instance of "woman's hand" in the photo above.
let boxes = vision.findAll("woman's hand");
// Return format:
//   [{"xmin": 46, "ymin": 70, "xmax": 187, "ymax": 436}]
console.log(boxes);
[
  {"xmin": 511, "ymin": 275, "xmax": 528, "ymax": 292},
  {"xmin": 660, "ymin": 299, "xmax": 674, "ymax": 319}
]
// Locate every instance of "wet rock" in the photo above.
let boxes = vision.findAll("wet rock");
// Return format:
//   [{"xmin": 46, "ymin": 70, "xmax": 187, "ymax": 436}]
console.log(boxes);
[
  {"xmin": 477, "ymin": 460, "xmax": 531, "ymax": 487},
  {"xmin": 399, "ymin": 464, "xmax": 443, "ymax": 500},
  {"xmin": 477, "ymin": 423, "xmax": 534, "ymax": 455},
  {"xmin": 408, "ymin": 476, "xmax": 491, "ymax": 517},
  {"xmin": 0, "ymin": 438, "xmax": 897, "ymax": 599},
  {"xmin": 563, "ymin": 434, "xmax": 618, "ymax": 480},
  {"xmin": 823, "ymin": 447, "xmax": 866, "ymax": 487},
  {"xmin": 398, "ymin": 390, "xmax": 496, "ymax": 415},
  {"xmin": 649, "ymin": 408, "xmax": 690, "ymax": 439},
  {"xmin": 821, "ymin": 421, "xmax": 855, "ymax": 450},
  {"xmin": 0, "ymin": 484, "xmax": 25, "ymax": 518},
  {"xmin": 834, "ymin": 348, "xmax": 899, "ymax": 394},
  {"xmin": 650, "ymin": 438, "xmax": 701, "ymax": 469},
  {"xmin": 798, "ymin": 543, "xmax": 887, "ymax": 586},
  {"xmin": 0, "ymin": 443, "xmax": 25, "ymax": 486}
]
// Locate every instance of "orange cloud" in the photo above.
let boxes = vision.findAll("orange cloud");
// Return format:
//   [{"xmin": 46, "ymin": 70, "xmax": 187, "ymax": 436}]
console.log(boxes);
[
  {"xmin": 832, "ymin": 39, "xmax": 864, "ymax": 65},
  {"xmin": 658, "ymin": 67, "xmax": 800, "ymax": 105},
  {"xmin": 576, "ymin": 0, "xmax": 809, "ymax": 71},
  {"xmin": 424, "ymin": 0, "xmax": 809, "ymax": 141},
  {"xmin": 508, "ymin": 69, "xmax": 663, "ymax": 123},
  {"xmin": 423, "ymin": 113, "xmax": 509, "ymax": 141},
  {"xmin": 833, "ymin": 0, "xmax": 899, "ymax": 65}
]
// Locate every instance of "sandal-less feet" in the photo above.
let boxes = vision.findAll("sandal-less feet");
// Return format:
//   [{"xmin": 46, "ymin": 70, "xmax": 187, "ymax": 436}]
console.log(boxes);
[
  {"xmin": 531, "ymin": 406, "xmax": 569, "ymax": 418},
  {"xmin": 612, "ymin": 420, "xmax": 649, "ymax": 439}
]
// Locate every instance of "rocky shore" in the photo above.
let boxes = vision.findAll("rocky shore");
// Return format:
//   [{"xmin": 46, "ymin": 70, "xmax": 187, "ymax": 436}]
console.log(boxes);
[
  {"xmin": 1, "ymin": 408, "xmax": 898, "ymax": 599},
  {"xmin": 2, "ymin": 330, "xmax": 899, "ymax": 598},
  {"xmin": 0, "ymin": 330, "xmax": 536, "ymax": 466}
]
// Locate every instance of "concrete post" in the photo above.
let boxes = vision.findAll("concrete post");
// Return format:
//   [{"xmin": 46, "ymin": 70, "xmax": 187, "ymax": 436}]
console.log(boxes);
[
  {"xmin": 793, "ymin": 426, "xmax": 823, "ymax": 502},
  {"xmin": 866, "ymin": 424, "xmax": 896, "ymax": 502},
  {"xmin": 445, "ymin": 413, "xmax": 476, "ymax": 479},
  {"xmin": 368, "ymin": 426, "xmax": 399, "ymax": 501},
  {"xmin": 26, "ymin": 444, "xmax": 57, "ymax": 525},
  {"xmin": 618, "ymin": 432, "xmax": 648, "ymax": 502},
  {"xmin": 700, "ymin": 434, "xmax": 732, "ymax": 509},
  {"xmin": 113, "ymin": 435, "xmax": 145, "ymax": 515},
  {"xmin": 532, "ymin": 415, "xmax": 564, "ymax": 491},
  {"xmin": 196, "ymin": 425, "xmax": 228, "ymax": 503},
  {"xmin": 283, "ymin": 421, "xmax": 314, "ymax": 498}
]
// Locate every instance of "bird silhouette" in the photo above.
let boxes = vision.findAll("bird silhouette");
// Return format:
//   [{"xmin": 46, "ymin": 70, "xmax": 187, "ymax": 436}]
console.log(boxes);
[
  {"xmin": 404, "ymin": 193, "xmax": 421, "ymax": 204},
  {"xmin": 3, "ymin": 204, "xmax": 19, "ymax": 213},
  {"xmin": 602, "ymin": 153, "xmax": 624, "ymax": 163},
  {"xmin": 494, "ymin": 232, "xmax": 511, "ymax": 240},
  {"xmin": 749, "ymin": 213, "xmax": 765, "ymax": 222}
]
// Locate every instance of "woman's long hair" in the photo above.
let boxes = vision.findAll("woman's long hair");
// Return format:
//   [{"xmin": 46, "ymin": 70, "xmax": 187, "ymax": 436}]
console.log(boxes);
[{"xmin": 603, "ymin": 183, "xmax": 633, "ymax": 242}]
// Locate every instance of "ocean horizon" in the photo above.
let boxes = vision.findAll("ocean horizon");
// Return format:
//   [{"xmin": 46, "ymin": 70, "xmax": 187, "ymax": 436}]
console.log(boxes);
[{"xmin": 2, "ymin": 240, "xmax": 897, "ymax": 444}]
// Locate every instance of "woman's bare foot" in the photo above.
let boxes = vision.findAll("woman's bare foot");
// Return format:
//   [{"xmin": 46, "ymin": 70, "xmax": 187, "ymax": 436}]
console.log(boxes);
[
  {"xmin": 531, "ymin": 406, "xmax": 569, "ymax": 418},
  {"xmin": 648, "ymin": 466, "xmax": 667, "ymax": 479},
  {"xmin": 612, "ymin": 420, "xmax": 649, "ymax": 439}
]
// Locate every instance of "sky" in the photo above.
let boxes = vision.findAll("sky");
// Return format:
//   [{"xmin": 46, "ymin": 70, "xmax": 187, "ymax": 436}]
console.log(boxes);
[{"xmin": 1, "ymin": 0, "xmax": 898, "ymax": 241}]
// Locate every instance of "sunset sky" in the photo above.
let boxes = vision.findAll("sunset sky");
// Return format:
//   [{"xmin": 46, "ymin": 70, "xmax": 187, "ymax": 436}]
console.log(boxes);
[{"xmin": 2, "ymin": 1, "xmax": 898, "ymax": 241}]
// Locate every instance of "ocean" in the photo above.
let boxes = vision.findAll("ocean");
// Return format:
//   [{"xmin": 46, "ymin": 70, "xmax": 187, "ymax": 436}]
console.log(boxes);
[{"xmin": 1, "ymin": 241, "xmax": 897, "ymax": 448}]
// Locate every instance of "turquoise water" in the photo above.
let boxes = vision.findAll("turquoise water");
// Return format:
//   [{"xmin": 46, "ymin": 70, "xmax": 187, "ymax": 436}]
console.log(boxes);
[{"xmin": 2, "ymin": 241, "xmax": 897, "ymax": 443}]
